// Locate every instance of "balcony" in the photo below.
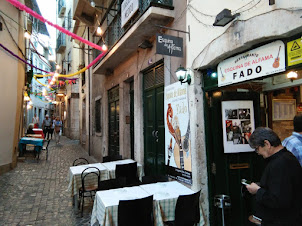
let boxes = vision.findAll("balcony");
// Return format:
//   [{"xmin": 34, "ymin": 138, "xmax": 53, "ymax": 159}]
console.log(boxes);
[
  {"xmin": 74, "ymin": 0, "xmax": 174, "ymax": 75},
  {"xmin": 58, "ymin": 0, "xmax": 66, "ymax": 18},
  {"xmin": 56, "ymin": 33, "xmax": 66, "ymax": 54}
]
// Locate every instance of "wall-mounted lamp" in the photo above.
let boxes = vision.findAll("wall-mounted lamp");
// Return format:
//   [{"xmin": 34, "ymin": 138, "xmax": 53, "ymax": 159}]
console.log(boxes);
[
  {"xmin": 97, "ymin": 26, "xmax": 103, "ymax": 35},
  {"xmin": 24, "ymin": 30, "xmax": 31, "ymax": 39},
  {"xmin": 269, "ymin": 0, "xmax": 275, "ymax": 5},
  {"xmin": 213, "ymin": 9, "xmax": 239, "ymax": 27},
  {"xmin": 287, "ymin": 71, "xmax": 298, "ymax": 81},
  {"xmin": 175, "ymin": 66, "xmax": 191, "ymax": 85}
]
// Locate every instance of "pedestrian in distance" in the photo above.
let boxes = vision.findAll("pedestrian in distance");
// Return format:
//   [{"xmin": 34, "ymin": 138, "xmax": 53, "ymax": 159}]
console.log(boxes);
[
  {"xmin": 42, "ymin": 114, "xmax": 52, "ymax": 140},
  {"xmin": 32, "ymin": 113, "xmax": 39, "ymax": 128},
  {"xmin": 49, "ymin": 115, "xmax": 55, "ymax": 140},
  {"xmin": 54, "ymin": 116, "xmax": 62, "ymax": 145},
  {"xmin": 246, "ymin": 127, "xmax": 302, "ymax": 226},
  {"xmin": 282, "ymin": 115, "xmax": 302, "ymax": 166}
]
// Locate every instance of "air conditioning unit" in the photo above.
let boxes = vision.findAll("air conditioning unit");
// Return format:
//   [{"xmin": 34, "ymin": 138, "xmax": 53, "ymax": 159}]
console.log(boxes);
[{"xmin": 58, "ymin": 5, "xmax": 66, "ymax": 18}]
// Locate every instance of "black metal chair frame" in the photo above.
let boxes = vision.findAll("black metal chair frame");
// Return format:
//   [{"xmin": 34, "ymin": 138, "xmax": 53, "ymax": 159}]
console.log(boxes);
[
  {"xmin": 73, "ymin": 157, "xmax": 89, "ymax": 166},
  {"xmin": 118, "ymin": 195, "xmax": 154, "ymax": 226},
  {"xmin": 79, "ymin": 167, "xmax": 100, "ymax": 217}
]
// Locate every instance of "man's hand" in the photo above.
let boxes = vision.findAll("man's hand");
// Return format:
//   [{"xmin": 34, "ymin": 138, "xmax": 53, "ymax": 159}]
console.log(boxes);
[{"xmin": 246, "ymin": 182, "xmax": 260, "ymax": 195}]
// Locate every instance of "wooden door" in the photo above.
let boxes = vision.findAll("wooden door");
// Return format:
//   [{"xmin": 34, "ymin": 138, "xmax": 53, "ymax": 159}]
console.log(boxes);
[{"xmin": 108, "ymin": 86, "xmax": 120, "ymax": 156}]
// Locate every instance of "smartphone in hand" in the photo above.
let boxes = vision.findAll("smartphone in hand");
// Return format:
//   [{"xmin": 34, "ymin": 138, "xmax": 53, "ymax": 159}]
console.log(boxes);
[{"xmin": 241, "ymin": 179, "xmax": 251, "ymax": 186}]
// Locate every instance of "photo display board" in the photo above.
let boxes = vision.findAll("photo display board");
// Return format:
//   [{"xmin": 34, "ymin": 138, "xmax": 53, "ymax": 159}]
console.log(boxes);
[{"xmin": 222, "ymin": 100, "xmax": 255, "ymax": 153}]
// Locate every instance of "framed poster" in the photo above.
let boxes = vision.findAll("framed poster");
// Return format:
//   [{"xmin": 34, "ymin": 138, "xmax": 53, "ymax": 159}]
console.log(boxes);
[
  {"xmin": 222, "ymin": 101, "xmax": 255, "ymax": 153},
  {"xmin": 272, "ymin": 99, "xmax": 296, "ymax": 121}
]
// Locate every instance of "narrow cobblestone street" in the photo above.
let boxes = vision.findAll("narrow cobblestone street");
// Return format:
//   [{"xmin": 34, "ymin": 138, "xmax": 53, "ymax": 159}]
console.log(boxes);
[{"xmin": 0, "ymin": 136, "xmax": 97, "ymax": 226}]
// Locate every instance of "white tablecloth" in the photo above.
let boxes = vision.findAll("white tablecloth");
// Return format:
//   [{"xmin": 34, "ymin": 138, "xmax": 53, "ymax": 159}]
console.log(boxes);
[
  {"xmin": 91, "ymin": 186, "xmax": 150, "ymax": 226},
  {"xmin": 90, "ymin": 181, "xmax": 205, "ymax": 226},
  {"xmin": 101, "ymin": 159, "xmax": 144, "ymax": 180},
  {"xmin": 67, "ymin": 163, "xmax": 109, "ymax": 196}
]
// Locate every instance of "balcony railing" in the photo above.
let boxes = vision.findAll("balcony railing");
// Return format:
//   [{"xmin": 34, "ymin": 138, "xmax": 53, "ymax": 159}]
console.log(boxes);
[
  {"xmin": 93, "ymin": 0, "xmax": 173, "ymax": 67},
  {"xmin": 56, "ymin": 33, "xmax": 66, "ymax": 54}
]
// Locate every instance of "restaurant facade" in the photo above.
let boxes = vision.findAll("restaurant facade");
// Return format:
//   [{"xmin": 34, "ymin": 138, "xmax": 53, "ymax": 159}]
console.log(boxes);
[{"xmin": 70, "ymin": 0, "xmax": 302, "ymax": 225}]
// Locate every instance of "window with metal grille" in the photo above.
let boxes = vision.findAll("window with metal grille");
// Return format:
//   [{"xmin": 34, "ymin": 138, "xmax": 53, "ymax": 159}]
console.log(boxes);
[
  {"xmin": 67, "ymin": 10, "xmax": 72, "ymax": 30},
  {"xmin": 95, "ymin": 99, "xmax": 101, "ymax": 133}
]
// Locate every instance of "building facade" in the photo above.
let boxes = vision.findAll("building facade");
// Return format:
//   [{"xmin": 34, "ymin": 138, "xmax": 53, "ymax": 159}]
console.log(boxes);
[{"xmin": 71, "ymin": 0, "xmax": 302, "ymax": 225}]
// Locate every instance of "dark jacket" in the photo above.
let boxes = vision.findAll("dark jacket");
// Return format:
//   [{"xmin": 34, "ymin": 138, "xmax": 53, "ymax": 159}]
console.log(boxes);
[{"xmin": 255, "ymin": 148, "xmax": 302, "ymax": 225}]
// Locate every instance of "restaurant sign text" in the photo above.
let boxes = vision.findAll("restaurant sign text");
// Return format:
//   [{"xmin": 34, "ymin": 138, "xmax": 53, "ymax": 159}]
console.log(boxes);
[
  {"xmin": 156, "ymin": 34, "xmax": 183, "ymax": 58},
  {"xmin": 218, "ymin": 40, "xmax": 286, "ymax": 87}
]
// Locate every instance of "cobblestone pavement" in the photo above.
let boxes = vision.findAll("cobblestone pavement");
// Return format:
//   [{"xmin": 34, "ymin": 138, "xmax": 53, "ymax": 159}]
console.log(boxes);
[{"xmin": 0, "ymin": 136, "xmax": 98, "ymax": 226}]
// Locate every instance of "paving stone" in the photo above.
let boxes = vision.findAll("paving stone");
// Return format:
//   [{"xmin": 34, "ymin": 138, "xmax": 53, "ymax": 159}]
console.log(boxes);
[{"xmin": 0, "ymin": 136, "xmax": 97, "ymax": 226}]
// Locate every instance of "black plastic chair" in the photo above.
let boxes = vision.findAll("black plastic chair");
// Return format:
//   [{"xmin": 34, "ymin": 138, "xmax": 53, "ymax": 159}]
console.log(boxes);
[
  {"xmin": 98, "ymin": 177, "xmax": 127, "ymax": 191},
  {"xmin": 115, "ymin": 162, "xmax": 141, "ymax": 186},
  {"xmin": 42, "ymin": 139, "xmax": 51, "ymax": 160},
  {"xmin": 142, "ymin": 175, "xmax": 169, "ymax": 184},
  {"xmin": 102, "ymin": 154, "xmax": 123, "ymax": 163},
  {"xmin": 118, "ymin": 195, "xmax": 153, "ymax": 226},
  {"xmin": 173, "ymin": 190, "xmax": 201, "ymax": 226},
  {"xmin": 73, "ymin": 157, "xmax": 89, "ymax": 166},
  {"xmin": 79, "ymin": 167, "xmax": 100, "ymax": 217}
]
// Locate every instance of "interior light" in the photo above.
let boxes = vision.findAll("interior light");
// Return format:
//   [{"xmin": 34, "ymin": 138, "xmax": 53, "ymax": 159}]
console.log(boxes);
[
  {"xmin": 97, "ymin": 26, "xmax": 103, "ymax": 35},
  {"xmin": 90, "ymin": 1, "xmax": 95, "ymax": 7},
  {"xmin": 287, "ymin": 71, "xmax": 298, "ymax": 79},
  {"xmin": 211, "ymin": 72, "xmax": 218, "ymax": 78}
]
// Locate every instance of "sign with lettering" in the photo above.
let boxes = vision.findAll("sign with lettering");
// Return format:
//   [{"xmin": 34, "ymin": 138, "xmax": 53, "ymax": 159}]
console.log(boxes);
[
  {"xmin": 218, "ymin": 40, "xmax": 285, "ymax": 87},
  {"xmin": 121, "ymin": 0, "xmax": 139, "ymax": 27},
  {"xmin": 156, "ymin": 34, "xmax": 183, "ymax": 58},
  {"xmin": 164, "ymin": 82, "xmax": 192, "ymax": 185},
  {"xmin": 287, "ymin": 38, "xmax": 302, "ymax": 67}
]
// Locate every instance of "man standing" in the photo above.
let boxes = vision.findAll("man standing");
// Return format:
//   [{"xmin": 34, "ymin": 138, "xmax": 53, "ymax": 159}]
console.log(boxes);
[
  {"xmin": 246, "ymin": 127, "xmax": 302, "ymax": 226},
  {"xmin": 282, "ymin": 115, "xmax": 302, "ymax": 166},
  {"xmin": 42, "ymin": 114, "xmax": 52, "ymax": 140}
]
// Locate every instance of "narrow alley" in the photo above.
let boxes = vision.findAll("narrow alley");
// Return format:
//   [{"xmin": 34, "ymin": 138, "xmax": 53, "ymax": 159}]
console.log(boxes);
[{"xmin": 0, "ymin": 137, "xmax": 96, "ymax": 226}]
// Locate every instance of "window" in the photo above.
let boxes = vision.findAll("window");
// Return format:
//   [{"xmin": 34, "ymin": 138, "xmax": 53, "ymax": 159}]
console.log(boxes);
[
  {"xmin": 95, "ymin": 99, "xmax": 101, "ymax": 133},
  {"xmin": 67, "ymin": 51, "xmax": 71, "ymax": 72}
]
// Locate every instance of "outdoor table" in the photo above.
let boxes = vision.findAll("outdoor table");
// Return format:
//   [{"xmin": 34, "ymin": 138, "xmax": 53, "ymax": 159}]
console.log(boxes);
[
  {"xmin": 90, "ymin": 186, "xmax": 150, "ymax": 226},
  {"xmin": 101, "ymin": 159, "xmax": 144, "ymax": 180},
  {"xmin": 67, "ymin": 163, "xmax": 110, "ymax": 197},
  {"xmin": 18, "ymin": 137, "xmax": 44, "ymax": 158},
  {"xmin": 140, "ymin": 181, "xmax": 205, "ymax": 226},
  {"xmin": 33, "ymin": 128, "xmax": 44, "ymax": 139},
  {"xmin": 90, "ymin": 181, "xmax": 205, "ymax": 226}
]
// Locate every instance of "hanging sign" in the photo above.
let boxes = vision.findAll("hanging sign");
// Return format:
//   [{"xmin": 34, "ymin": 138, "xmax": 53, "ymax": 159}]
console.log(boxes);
[
  {"xmin": 287, "ymin": 38, "xmax": 302, "ymax": 67},
  {"xmin": 218, "ymin": 40, "xmax": 286, "ymax": 87},
  {"xmin": 156, "ymin": 34, "xmax": 183, "ymax": 58},
  {"xmin": 222, "ymin": 101, "xmax": 255, "ymax": 153},
  {"xmin": 121, "ymin": 0, "xmax": 139, "ymax": 27},
  {"xmin": 164, "ymin": 82, "xmax": 192, "ymax": 185}
]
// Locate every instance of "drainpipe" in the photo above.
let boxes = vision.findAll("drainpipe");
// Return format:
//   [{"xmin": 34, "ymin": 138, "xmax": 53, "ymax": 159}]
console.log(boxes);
[{"xmin": 88, "ymin": 27, "xmax": 91, "ymax": 156}]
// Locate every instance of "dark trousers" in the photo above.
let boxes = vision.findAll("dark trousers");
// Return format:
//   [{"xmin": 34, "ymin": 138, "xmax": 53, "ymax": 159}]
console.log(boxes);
[{"xmin": 43, "ymin": 126, "xmax": 51, "ymax": 139}]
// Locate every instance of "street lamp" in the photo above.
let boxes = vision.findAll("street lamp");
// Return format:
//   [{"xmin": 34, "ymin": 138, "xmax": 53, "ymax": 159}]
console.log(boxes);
[
  {"xmin": 175, "ymin": 66, "xmax": 192, "ymax": 85},
  {"xmin": 213, "ymin": 9, "xmax": 239, "ymax": 27}
]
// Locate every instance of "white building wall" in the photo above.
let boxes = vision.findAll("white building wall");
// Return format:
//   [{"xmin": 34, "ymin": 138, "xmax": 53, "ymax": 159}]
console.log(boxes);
[{"xmin": 0, "ymin": 0, "xmax": 25, "ymax": 173}]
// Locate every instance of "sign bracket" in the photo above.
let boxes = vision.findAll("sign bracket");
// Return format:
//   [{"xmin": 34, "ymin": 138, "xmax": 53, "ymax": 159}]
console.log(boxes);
[{"xmin": 156, "ymin": 25, "xmax": 190, "ymax": 41}]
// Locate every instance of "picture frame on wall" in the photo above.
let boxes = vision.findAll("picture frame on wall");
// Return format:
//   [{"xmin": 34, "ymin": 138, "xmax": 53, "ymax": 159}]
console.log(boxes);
[
  {"xmin": 222, "ymin": 100, "xmax": 255, "ymax": 153},
  {"xmin": 272, "ymin": 99, "xmax": 296, "ymax": 121}
]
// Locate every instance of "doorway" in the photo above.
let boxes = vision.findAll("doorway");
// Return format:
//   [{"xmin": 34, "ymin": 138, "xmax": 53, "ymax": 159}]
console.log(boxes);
[
  {"xmin": 108, "ymin": 86, "xmax": 120, "ymax": 156},
  {"xmin": 143, "ymin": 62, "xmax": 165, "ymax": 176},
  {"xmin": 82, "ymin": 98, "xmax": 86, "ymax": 146},
  {"xmin": 205, "ymin": 90, "xmax": 265, "ymax": 226}
]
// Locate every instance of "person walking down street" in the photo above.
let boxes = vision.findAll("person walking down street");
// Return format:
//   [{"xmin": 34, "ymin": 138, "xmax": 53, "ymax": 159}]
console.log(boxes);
[
  {"xmin": 282, "ymin": 115, "xmax": 302, "ymax": 166},
  {"xmin": 42, "ymin": 114, "xmax": 52, "ymax": 140},
  {"xmin": 32, "ymin": 113, "xmax": 39, "ymax": 128},
  {"xmin": 246, "ymin": 127, "xmax": 302, "ymax": 226},
  {"xmin": 54, "ymin": 116, "xmax": 62, "ymax": 145},
  {"xmin": 49, "ymin": 115, "xmax": 55, "ymax": 140}
]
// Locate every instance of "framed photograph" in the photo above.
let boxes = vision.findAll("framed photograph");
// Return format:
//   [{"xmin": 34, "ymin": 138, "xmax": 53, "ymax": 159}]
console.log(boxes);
[
  {"xmin": 222, "ymin": 101, "xmax": 255, "ymax": 153},
  {"xmin": 272, "ymin": 99, "xmax": 296, "ymax": 121}
]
